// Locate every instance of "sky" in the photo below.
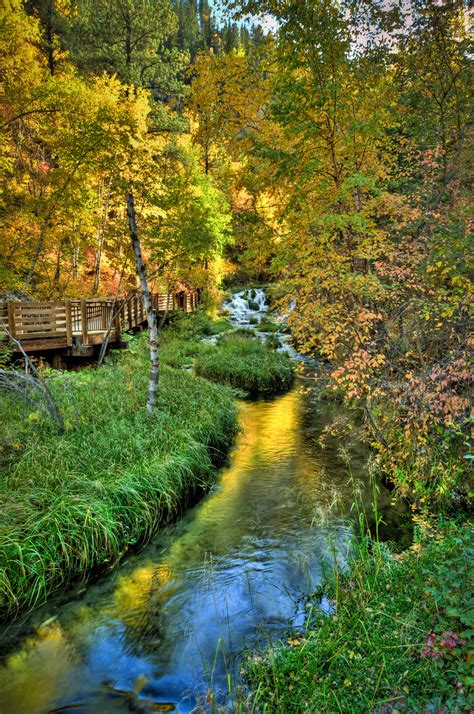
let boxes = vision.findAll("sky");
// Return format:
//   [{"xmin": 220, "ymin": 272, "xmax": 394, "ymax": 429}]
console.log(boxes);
[{"xmin": 210, "ymin": 0, "xmax": 280, "ymax": 33}]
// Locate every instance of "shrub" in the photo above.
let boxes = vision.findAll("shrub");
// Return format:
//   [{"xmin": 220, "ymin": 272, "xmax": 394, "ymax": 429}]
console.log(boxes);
[{"xmin": 258, "ymin": 319, "xmax": 281, "ymax": 333}]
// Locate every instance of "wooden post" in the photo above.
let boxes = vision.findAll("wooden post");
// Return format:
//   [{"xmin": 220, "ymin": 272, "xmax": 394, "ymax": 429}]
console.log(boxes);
[
  {"xmin": 80, "ymin": 300, "xmax": 88, "ymax": 345},
  {"xmin": 7, "ymin": 300, "xmax": 16, "ymax": 338},
  {"xmin": 134, "ymin": 295, "xmax": 138, "ymax": 327},
  {"xmin": 114, "ymin": 304, "xmax": 121, "ymax": 342},
  {"xmin": 102, "ymin": 302, "xmax": 109, "ymax": 330},
  {"xmin": 65, "ymin": 300, "xmax": 72, "ymax": 346}
]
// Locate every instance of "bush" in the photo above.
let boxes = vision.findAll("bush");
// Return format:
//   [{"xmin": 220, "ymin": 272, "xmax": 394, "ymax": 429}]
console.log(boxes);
[
  {"xmin": 0, "ymin": 334, "xmax": 237, "ymax": 617},
  {"xmin": 195, "ymin": 334, "xmax": 294, "ymax": 397},
  {"xmin": 168, "ymin": 310, "xmax": 231, "ymax": 339},
  {"xmin": 266, "ymin": 334, "xmax": 283, "ymax": 350}
]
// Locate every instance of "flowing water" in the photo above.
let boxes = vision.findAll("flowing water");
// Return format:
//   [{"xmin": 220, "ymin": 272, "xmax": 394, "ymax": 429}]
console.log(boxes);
[{"xmin": 0, "ymin": 292, "xmax": 408, "ymax": 714}]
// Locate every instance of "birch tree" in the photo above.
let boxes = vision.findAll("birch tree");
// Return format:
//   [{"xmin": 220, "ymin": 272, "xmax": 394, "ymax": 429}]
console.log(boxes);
[{"xmin": 126, "ymin": 191, "xmax": 160, "ymax": 412}]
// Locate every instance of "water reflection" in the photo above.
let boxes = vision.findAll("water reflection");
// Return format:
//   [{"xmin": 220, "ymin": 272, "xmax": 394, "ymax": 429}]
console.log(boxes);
[{"xmin": 0, "ymin": 377, "xmax": 405, "ymax": 713}]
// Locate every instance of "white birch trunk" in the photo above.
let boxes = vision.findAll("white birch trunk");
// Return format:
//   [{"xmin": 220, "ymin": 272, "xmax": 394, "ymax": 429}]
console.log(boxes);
[{"xmin": 126, "ymin": 191, "xmax": 159, "ymax": 412}]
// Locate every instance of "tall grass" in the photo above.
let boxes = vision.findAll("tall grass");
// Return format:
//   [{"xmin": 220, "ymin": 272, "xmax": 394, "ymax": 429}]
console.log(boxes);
[
  {"xmin": 0, "ymin": 333, "xmax": 238, "ymax": 618},
  {"xmin": 195, "ymin": 334, "xmax": 294, "ymax": 397},
  {"xmin": 245, "ymin": 519, "xmax": 473, "ymax": 712},
  {"xmin": 159, "ymin": 311, "xmax": 231, "ymax": 369}
]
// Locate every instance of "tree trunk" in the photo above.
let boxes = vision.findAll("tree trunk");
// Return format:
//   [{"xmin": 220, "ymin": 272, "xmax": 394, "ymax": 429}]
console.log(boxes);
[
  {"xmin": 126, "ymin": 191, "xmax": 159, "ymax": 412},
  {"xmin": 92, "ymin": 178, "xmax": 111, "ymax": 295}
]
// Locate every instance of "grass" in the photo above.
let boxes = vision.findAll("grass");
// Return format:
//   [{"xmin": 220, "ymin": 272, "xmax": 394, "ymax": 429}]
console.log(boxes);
[
  {"xmin": 0, "ymin": 331, "xmax": 238, "ymax": 618},
  {"xmin": 159, "ymin": 312, "xmax": 294, "ymax": 398},
  {"xmin": 195, "ymin": 333, "xmax": 295, "ymax": 397},
  {"xmin": 159, "ymin": 311, "xmax": 231, "ymax": 369},
  {"xmin": 245, "ymin": 518, "xmax": 473, "ymax": 713},
  {"xmin": 257, "ymin": 319, "xmax": 281, "ymax": 334}
]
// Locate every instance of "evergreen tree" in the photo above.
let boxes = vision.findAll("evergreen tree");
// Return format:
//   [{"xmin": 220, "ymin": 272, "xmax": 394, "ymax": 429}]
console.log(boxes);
[
  {"xmin": 174, "ymin": 0, "xmax": 202, "ymax": 58},
  {"xmin": 24, "ymin": 0, "xmax": 70, "ymax": 74},
  {"xmin": 69, "ymin": 0, "xmax": 178, "ymax": 86},
  {"xmin": 240, "ymin": 24, "xmax": 251, "ymax": 52},
  {"xmin": 224, "ymin": 21, "xmax": 240, "ymax": 52}
]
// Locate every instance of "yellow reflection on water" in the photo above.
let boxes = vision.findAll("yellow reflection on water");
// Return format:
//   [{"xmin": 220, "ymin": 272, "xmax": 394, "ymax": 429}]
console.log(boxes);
[
  {"xmin": 0, "ymin": 384, "xmax": 375, "ymax": 713},
  {"xmin": 0, "ymin": 621, "xmax": 80, "ymax": 714},
  {"xmin": 111, "ymin": 562, "xmax": 174, "ymax": 618}
]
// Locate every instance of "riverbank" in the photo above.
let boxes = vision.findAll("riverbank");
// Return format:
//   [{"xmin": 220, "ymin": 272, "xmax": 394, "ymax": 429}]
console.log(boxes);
[
  {"xmin": 0, "ymin": 309, "xmax": 297, "ymax": 619},
  {"xmin": 246, "ymin": 517, "xmax": 473, "ymax": 712},
  {"xmin": 0, "ymin": 329, "xmax": 238, "ymax": 618},
  {"xmin": 195, "ymin": 333, "xmax": 294, "ymax": 396}
]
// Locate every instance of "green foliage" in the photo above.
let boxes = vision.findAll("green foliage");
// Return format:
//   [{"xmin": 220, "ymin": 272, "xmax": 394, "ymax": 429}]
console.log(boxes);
[
  {"xmin": 66, "ymin": 0, "xmax": 180, "ymax": 88},
  {"xmin": 246, "ymin": 520, "xmax": 473, "ymax": 713},
  {"xmin": 195, "ymin": 333, "xmax": 294, "ymax": 397},
  {"xmin": 219, "ymin": 0, "xmax": 472, "ymax": 509},
  {"xmin": 152, "ymin": 147, "xmax": 232, "ymax": 266},
  {"xmin": 0, "ymin": 333, "xmax": 237, "ymax": 616}
]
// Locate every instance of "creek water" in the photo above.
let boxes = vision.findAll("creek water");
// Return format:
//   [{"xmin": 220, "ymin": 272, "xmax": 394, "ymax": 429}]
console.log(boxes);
[{"xmin": 0, "ymin": 292, "xmax": 408, "ymax": 714}]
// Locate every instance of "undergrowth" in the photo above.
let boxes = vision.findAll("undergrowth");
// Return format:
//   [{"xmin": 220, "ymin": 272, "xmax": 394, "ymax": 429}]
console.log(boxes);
[
  {"xmin": 246, "ymin": 519, "xmax": 473, "ymax": 713},
  {"xmin": 160, "ymin": 311, "xmax": 294, "ymax": 398},
  {"xmin": 0, "ymin": 332, "xmax": 238, "ymax": 618}
]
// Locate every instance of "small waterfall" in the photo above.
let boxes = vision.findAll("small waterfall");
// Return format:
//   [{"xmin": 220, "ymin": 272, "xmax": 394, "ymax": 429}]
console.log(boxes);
[
  {"xmin": 224, "ymin": 288, "xmax": 318, "ymax": 364},
  {"xmin": 224, "ymin": 288, "xmax": 268, "ymax": 326}
]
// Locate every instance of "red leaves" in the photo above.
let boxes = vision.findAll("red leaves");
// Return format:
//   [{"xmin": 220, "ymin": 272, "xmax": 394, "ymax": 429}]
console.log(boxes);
[{"xmin": 421, "ymin": 632, "xmax": 467, "ymax": 659}]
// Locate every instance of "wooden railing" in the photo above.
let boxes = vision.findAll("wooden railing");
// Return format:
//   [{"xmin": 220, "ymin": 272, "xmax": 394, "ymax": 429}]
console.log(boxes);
[{"xmin": 0, "ymin": 290, "xmax": 200, "ymax": 352}]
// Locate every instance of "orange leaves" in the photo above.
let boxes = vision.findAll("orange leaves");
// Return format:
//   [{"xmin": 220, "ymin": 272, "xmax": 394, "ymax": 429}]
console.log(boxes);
[{"xmin": 331, "ymin": 345, "xmax": 387, "ymax": 402}]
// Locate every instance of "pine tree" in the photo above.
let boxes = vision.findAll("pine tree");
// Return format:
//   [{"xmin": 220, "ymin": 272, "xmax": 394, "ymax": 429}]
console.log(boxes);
[{"xmin": 24, "ymin": 0, "xmax": 70, "ymax": 74}]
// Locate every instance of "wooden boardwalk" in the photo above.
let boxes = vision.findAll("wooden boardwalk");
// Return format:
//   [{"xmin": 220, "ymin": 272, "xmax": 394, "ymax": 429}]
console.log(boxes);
[{"xmin": 0, "ymin": 291, "xmax": 199, "ymax": 357}]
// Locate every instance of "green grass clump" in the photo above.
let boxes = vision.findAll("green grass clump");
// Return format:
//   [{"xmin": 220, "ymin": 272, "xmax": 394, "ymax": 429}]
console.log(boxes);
[
  {"xmin": 195, "ymin": 334, "xmax": 294, "ymax": 397},
  {"xmin": 159, "ymin": 312, "xmax": 232, "ymax": 369},
  {"xmin": 257, "ymin": 319, "xmax": 281, "ymax": 334},
  {"xmin": 0, "ymin": 333, "xmax": 237, "ymax": 618},
  {"xmin": 246, "ymin": 520, "xmax": 473, "ymax": 713}
]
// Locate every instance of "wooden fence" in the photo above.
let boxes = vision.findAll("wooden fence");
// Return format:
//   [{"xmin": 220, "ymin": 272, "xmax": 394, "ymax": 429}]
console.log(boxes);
[{"xmin": 0, "ymin": 290, "xmax": 200, "ymax": 353}]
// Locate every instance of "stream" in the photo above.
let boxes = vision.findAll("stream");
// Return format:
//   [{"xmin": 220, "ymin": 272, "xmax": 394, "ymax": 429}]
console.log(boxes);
[{"xmin": 0, "ymin": 290, "xmax": 408, "ymax": 714}]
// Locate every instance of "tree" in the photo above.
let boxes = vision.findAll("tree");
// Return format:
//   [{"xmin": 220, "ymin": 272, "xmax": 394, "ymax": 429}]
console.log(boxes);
[
  {"xmin": 221, "ymin": 0, "xmax": 472, "ymax": 504},
  {"xmin": 188, "ymin": 49, "xmax": 270, "ymax": 174},
  {"xmin": 24, "ymin": 0, "xmax": 72, "ymax": 75},
  {"xmin": 126, "ymin": 191, "xmax": 160, "ymax": 412},
  {"xmin": 69, "ymin": 0, "xmax": 178, "ymax": 87}
]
